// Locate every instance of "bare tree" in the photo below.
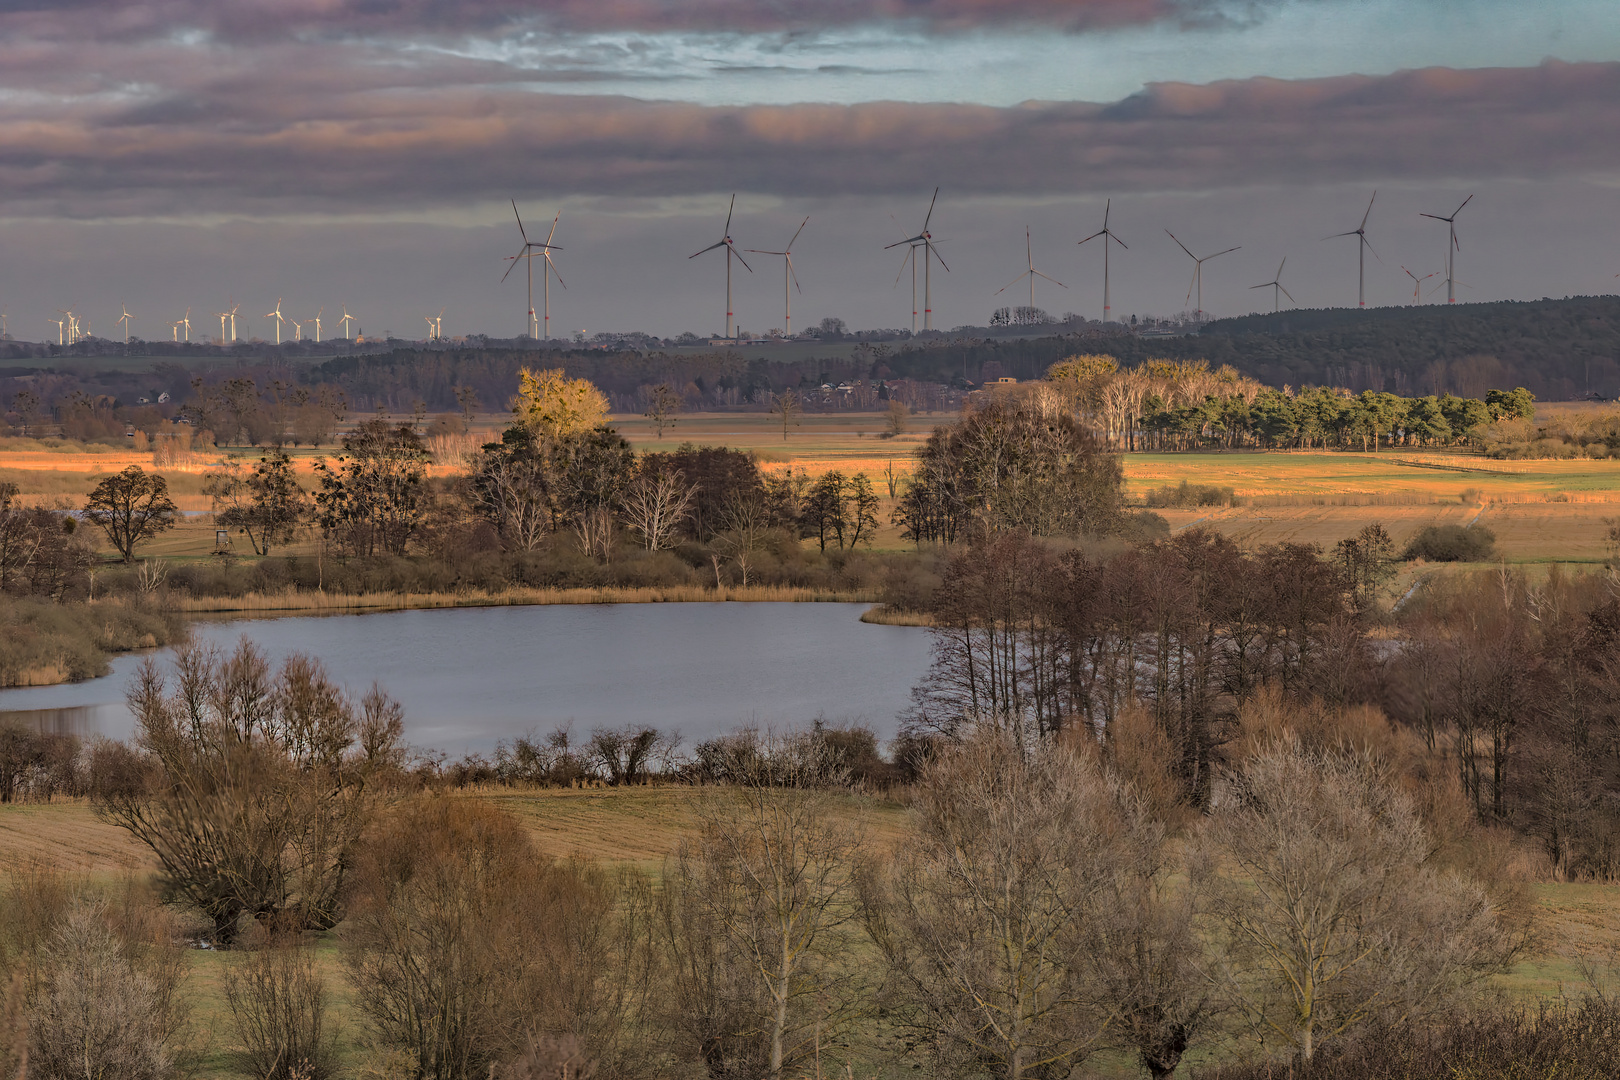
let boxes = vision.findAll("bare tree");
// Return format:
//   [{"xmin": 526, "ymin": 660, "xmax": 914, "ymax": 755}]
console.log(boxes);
[
  {"xmin": 223, "ymin": 929, "xmax": 338, "ymax": 1080},
  {"xmin": 714, "ymin": 491, "xmax": 773, "ymax": 587},
  {"xmin": 660, "ymin": 745, "xmax": 867, "ymax": 1079},
  {"xmin": 885, "ymin": 399, "xmax": 909, "ymax": 437},
  {"xmin": 1198, "ymin": 739, "xmax": 1517, "ymax": 1063},
  {"xmin": 860, "ymin": 731, "xmax": 1114, "ymax": 1080},
  {"xmin": 95, "ymin": 641, "xmax": 403, "ymax": 943},
  {"xmin": 642, "ymin": 383, "xmax": 682, "ymax": 439},
  {"xmin": 770, "ymin": 390, "xmax": 802, "ymax": 442},
  {"xmin": 619, "ymin": 468, "xmax": 696, "ymax": 551}
]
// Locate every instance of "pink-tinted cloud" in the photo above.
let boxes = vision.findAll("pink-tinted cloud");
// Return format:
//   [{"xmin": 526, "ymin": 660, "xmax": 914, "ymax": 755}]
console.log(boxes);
[{"xmin": 0, "ymin": 55, "xmax": 1615, "ymax": 218}]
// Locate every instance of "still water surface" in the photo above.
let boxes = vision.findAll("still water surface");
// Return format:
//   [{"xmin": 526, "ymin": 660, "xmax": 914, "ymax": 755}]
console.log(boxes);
[{"xmin": 0, "ymin": 603, "xmax": 934, "ymax": 753}]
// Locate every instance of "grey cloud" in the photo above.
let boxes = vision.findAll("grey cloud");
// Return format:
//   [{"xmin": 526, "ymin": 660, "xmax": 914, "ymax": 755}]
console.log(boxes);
[{"xmin": 0, "ymin": 56, "xmax": 1616, "ymax": 219}]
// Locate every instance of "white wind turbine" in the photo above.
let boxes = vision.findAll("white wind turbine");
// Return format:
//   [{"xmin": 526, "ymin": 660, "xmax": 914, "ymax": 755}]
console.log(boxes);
[
  {"xmin": 172, "ymin": 308, "xmax": 191, "ymax": 343},
  {"xmin": 229, "ymin": 303, "xmax": 241, "ymax": 343},
  {"xmin": 995, "ymin": 226, "xmax": 1067, "ymax": 320},
  {"xmin": 266, "ymin": 298, "xmax": 286, "ymax": 344},
  {"xmin": 1165, "ymin": 230, "xmax": 1240, "ymax": 320},
  {"xmin": 689, "ymin": 194, "xmax": 751, "ymax": 339},
  {"xmin": 215, "ymin": 309, "xmax": 231, "ymax": 344},
  {"xmin": 746, "ymin": 216, "xmax": 810, "ymax": 337},
  {"xmin": 1402, "ymin": 267, "xmax": 1438, "ymax": 305},
  {"xmin": 58, "ymin": 309, "xmax": 74, "ymax": 344},
  {"xmin": 1248, "ymin": 257, "xmax": 1295, "ymax": 313},
  {"xmin": 1077, "ymin": 199, "xmax": 1128, "ymax": 323},
  {"xmin": 1420, "ymin": 194, "xmax": 1474, "ymax": 304},
  {"xmin": 291, "ymin": 317, "xmax": 304, "ymax": 342},
  {"xmin": 48, "ymin": 317, "xmax": 64, "ymax": 345},
  {"xmin": 338, "ymin": 306, "xmax": 356, "ymax": 340},
  {"xmin": 117, "ymin": 305, "xmax": 134, "ymax": 343},
  {"xmin": 502, "ymin": 202, "xmax": 564, "ymax": 339},
  {"xmin": 311, "ymin": 307, "xmax": 323, "ymax": 343},
  {"xmin": 424, "ymin": 308, "xmax": 444, "ymax": 341},
  {"xmin": 1324, "ymin": 191, "xmax": 1379, "ymax": 308},
  {"xmin": 885, "ymin": 188, "xmax": 949, "ymax": 331}
]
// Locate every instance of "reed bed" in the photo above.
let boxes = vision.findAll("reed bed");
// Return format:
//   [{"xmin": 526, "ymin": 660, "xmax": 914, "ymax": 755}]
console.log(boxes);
[
  {"xmin": 173, "ymin": 583, "xmax": 882, "ymax": 615},
  {"xmin": 858, "ymin": 604, "xmax": 937, "ymax": 627}
]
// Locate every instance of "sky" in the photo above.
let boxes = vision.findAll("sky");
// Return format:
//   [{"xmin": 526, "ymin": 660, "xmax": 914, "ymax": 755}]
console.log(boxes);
[{"xmin": 1, "ymin": 0, "xmax": 1618, "ymax": 343}]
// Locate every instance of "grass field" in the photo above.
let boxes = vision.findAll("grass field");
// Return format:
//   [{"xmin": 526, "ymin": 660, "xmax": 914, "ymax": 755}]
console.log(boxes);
[{"xmin": 3, "ymin": 789, "xmax": 1617, "ymax": 1078}]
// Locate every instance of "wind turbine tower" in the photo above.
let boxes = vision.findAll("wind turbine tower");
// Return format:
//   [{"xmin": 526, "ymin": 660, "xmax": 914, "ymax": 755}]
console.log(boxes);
[
  {"xmin": 312, "ymin": 307, "xmax": 323, "ymax": 343},
  {"xmin": 48, "ymin": 317, "xmax": 64, "ymax": 345},
  {"xmin": 746, "ymin": 217, "xmax": 810, "ymax": 337},
  {"xmin": 503, "ymin": 202, "xmax": 564, "ymax": 339},
  {"xmin": 1420, "ymin": 195, "xmax": 1474, "ymax": 304},
  {"xmin": 1248, "ymin": 258, "xmax": 1295, "ymax": 313},
  {"xmin": 266, "ymin": 299, "xmax": 286, "ymax": 344},
  {"xmin": 885, "ymin": 188, "xmax": 948, "ymax": 331},
  {"xmin": 689, "ymin": 195, "xmax": 751, "ymax": 339},
  {"xmin": 1402, "ymin": 267, "xmax": 1438, "ymax": 305},
  {"xmin": 117, "ymin": 306, "xmax": 134, "ymax": 343},
  {"xmin": 995, "ymin": 226, "xmax": 1068, "ymax": 317},
  {"xmin": 1165, "ymin": 231, "xmax": 1240, "ymax": 320},
  {"xmin": 338, "ymin": 306, "xmax": 356, "ymax": 340},
  {"xmin": 1325, "ymin": 191, "xmax": 1379, "ymax": 308},
  {"xmin": 229, "ymin": 303, "xmax": 240, "ymax": 343},
  {"xmin": 1077, "ymin": 199, "xmax": 1128, "ymax": 323},
  {"xmin": 215, "ymin": 310, "xmax": 230, "ymax": 344}
]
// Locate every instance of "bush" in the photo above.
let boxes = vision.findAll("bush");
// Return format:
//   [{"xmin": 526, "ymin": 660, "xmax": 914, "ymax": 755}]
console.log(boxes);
[
  {"xmin": 1143, "ymin": 480, "xmax": 1237, "ymax": 508},
  {"xmin": 223, "ymin": 931, "xmax": 338, "ymax": 1080},
  {"xmin": 1403, "ymin": 524, "xmax": 1497, "ymax": 562}
]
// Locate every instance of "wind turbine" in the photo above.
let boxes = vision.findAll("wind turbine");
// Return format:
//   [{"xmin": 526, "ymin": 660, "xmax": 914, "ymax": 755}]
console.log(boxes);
[
  {"xmin": 173, "ymin": 308, "xmax": 191, "ymax": 343},
  {"xmin": 889, "ymin": 215, "xmax": 923, "ymax": 333},
  {"xmin": 1165, "ymin": 230, "xmax": 1240, "ymax": 320},
  {"xmin": 117, "ymin": 305, "xmax": 134, "ymax": 343},
  {"xmin": 1248, "ymin": 258, "xmax": 1295, "ymax": 313},
  {"xmin": 1325, "ymin": 191, "xmax": 1379, "ymax": 308},
  {"xmin": 291, "ymin": 317, "xmax": 304, "ymax": 342},
  {"xmin": 1077, "ymin": 199, "xmax": 1128, "ymax": 322},
  {"xmin": 311, "ymin": 307, "xmax": 322, "ymax": 343},
  {"xmin": 502, "ymin": 202, "xmax": 564, "ymax": 339},
  {"xmin": 215, "ymin": 310, "xmax": 231, "ymax": 343},
  {"xmin": 423, "ymin": 308, "xmax": 444, "ymax": 342},
  {"xmin": 1420, "ymin": 194, "xmax": 1473, "ymax": 304},
  {"xmin": 338, "ymin": 306, "xmax": 356, "ymax": 340},
  {"xmin": 1402, "ymin": 267, "xmax": 1438, "ymax": 305},
  {"xmin": 229, "ymin": 303, "xmax": 240, "ymax": 342},
  {"xmin": 995, "ymin": 227, "xmax": 1067, "ymax": 321},
  {"xmin": 689, "ymin": 194, "xmax": 751, "ymax": 339},
  {"xmin": 48, "ymin": 317, "xmax": 64, "ymax": 345},
  {"xmin": 746, "ymin": 216, "xmax": 809, "ymax": 337},
  {"xmin": 266, "ymin": 298, "xmax": 286, "ymax": 344},
  {"xmin": 885, "ymin": 188, "xmax": 948, "ymax": 331}
]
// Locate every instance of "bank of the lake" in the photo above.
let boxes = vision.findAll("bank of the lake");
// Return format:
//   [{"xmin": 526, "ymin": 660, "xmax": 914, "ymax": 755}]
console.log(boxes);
[
  {"xmin": 0, "ymin": 601, "xmax": 935, "ymax": 751},
  {"xmin": 171, "ymin": 582, "xmax": 881, "ymax": 616}
]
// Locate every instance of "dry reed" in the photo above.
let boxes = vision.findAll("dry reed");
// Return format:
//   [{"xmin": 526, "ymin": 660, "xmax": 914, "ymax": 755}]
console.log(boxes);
[{"xmin": 172, "ymin": 584, "xmax": 881, "ymax": 615}]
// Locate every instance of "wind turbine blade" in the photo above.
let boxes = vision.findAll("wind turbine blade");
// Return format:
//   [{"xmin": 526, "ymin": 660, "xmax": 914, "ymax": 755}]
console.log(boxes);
[
  {"xmin": 733, "ymin": 249, "xmax": 753, "ymax": 273},
  {"xmin": 545, "ymin": 212, "xmax": 560, "ymax": 246},
  {"xmin": 1419, "ymin": 212, "xmax": 1447, "ymax": 222},
  {"xmin": 1165, "ymin": 230, "xmax": 1197, "ymax": 260},
  {"xmin": 1426, "ymin": 279, "xmax": 1448, "ymax": 298},
  {"xmin": 788, "ymin": 255, "xmax": 802, "ymax": 294},
  {"xmin": 931, "ymin": 244, "xmax": 950, "ymax": 273},
  {"xmin": 1208, "ymin": 246, "xmax": 1241, "ymax": 260},
  {"xmin": 995, "ymin": 272, "xmax": 1030, "ymax": 296},
  {"xmin": 744, "ymin": 249, "xmax": 787, "ymax": 255},
  {"xmin": 1032, "ymin": 270, "xmax": 1068, "ymax": 288},
  {"xmin": 1077, "ymin": 230, "xmax": 1106, "ymax": 246},
  {"xmin": 689, "ymin": 240, "xmax": 727, "ymax": 258},
  {"xmin": 1363, "ymin": 236, "xmax": 1384, "ymax": 264},
  {"xmin": 1453, "ymin": 193, "xmax": 1474, "ymax": 216},
  {"xmin": 500, "ymin": 251, "xmax": 526, "ymax": 282},
  {"xmin": 1185, "ymin": 273, "xmax": 1197, "ymax": 309},
  {"xmin": 1112, "ymin": 233, "xmax": 1129, "ymax": 249},
  {"xmin": 1403, "ymin": 266, "xmax": 1418, "ymax": 282},
  {"xmin": 1323, "ymin": 231, "xmax": 1359, "ymax": 240},
  {"xmin": 885, "ymin": 235, "xmax": 925, "ymax": 250},
  {"xmin": 788, "ymin": 216, "xmax": 809, "ymax": 250},
  {"xmin": 1248, "ymin": 283, "xmax": 1269, "ymax": 290},
  {"xmin": 724, "ymin": 193, "xmax": 735, "ymax": 236},
  {"xmin": 511, "ymin": 200, "xmax": 529, "ymax": 244},
  {"xmin": 924, "ymin": 186, "xmax": 939, "ymax": 231},
  {"xmin": 893, "ymin": 250, "xmax": 912, "ymax": 286},
  {"xmin": 1276, "ymin": 257, "xmax": 1287, "ymax": 278},
  {"xmin": 1360, "ymin": 190, "xmax": 1376, "ymax": 231},
  {"xmin": 1279, "ymin": 285, "xmax": 1296, "ymax": 305},
  {"xmin": 547, "ymin": 253, "xmax": 567, "ymax": 290},
  {"xmin": 1026, "ymin": 227, "xmax": 1033, "ymax": 269},
  {"xmin": 1103, "ymin": 198, "xmax": 1111, "ymax": 229}
]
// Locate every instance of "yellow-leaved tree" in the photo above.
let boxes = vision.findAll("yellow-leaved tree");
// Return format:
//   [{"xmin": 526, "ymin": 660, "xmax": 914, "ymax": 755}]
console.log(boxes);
[{"xmin": 513, "ymin": 368, "xmax": 610, "ymax": 440}]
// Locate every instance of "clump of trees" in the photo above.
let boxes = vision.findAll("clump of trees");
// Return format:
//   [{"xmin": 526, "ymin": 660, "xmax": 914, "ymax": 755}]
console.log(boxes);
[{"xmin": 1403, "ymin": 523, "xmax": 1498, "ymax": 562}]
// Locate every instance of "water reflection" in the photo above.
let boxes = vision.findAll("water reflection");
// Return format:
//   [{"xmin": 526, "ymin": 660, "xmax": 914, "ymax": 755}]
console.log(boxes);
[
  {"xmin": 0, "ymin": 603, "xmax": 933, "ymax": 753},
  {"xmin": 0, "ymin": 705, "xmax": 125, "ymax": 739}
]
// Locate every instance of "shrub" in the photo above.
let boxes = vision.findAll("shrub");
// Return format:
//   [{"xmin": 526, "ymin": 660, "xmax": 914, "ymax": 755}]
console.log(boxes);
[
  {"xmin": 223, "ymin": 931, "xmax": 338, "ymax": 1080},
  {"xmin": 1143, "ymin": 480, "xmax": 1237, "ymax": 508},
  {"xmin": 1402, "ymin": 524, "xmax": 1497, "ymax": 562}
]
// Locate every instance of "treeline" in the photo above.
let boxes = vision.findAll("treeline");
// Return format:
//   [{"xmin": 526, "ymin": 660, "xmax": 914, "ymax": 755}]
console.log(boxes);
[{"xmin": 1045, "ymin": 355, "xmax": 1540, "ymax": 452}]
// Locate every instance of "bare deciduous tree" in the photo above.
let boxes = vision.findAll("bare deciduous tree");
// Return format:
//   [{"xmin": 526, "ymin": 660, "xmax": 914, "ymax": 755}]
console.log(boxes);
[
  {"xmin": 619, "ymin": 468, "xmax": 696, "ymax": 551},
  {"xmin": 1198, "ymin": 740, "xmax": 1517, "ymax": 1063},
  {"xmin": 770, "ymin": 390, "xmax": 802, "ymax": 442},
  {"xmin": 641, "ymin": 383, "xmax": 682, "ymax": 439},
  {"xmin": 661, "ymin": 743, "xmax": 867, "ymax": 1079},
  {"xmin": 860, "ymin": 731, "xmax": 1114, "ymax": 1080}
]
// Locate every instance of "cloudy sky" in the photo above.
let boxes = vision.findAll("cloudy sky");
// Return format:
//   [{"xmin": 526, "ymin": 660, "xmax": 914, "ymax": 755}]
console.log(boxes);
[{"xmin": 1, "ymin": 0, "xmax": 1618, "ymax": 342}]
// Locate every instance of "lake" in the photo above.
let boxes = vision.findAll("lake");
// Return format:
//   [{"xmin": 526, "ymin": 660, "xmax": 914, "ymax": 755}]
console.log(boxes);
[{"xmin": 0, "ymin": 603, "xmax": 935, "ymax": 754}]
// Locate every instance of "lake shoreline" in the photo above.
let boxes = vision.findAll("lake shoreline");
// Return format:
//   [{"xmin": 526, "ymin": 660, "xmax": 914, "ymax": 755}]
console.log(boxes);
[{"xmin": 173, "ymin": 584, "xmax": 883, "ymax": 617}]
